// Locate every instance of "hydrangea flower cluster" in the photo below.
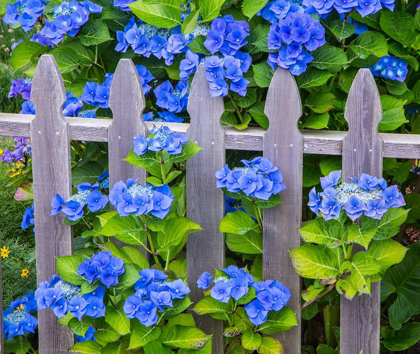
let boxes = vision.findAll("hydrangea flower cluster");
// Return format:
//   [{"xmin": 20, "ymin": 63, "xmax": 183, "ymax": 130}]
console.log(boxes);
[
  {"xmin": 216, "ymin": 157, "xmax": 286, "ymax": 201},
  {"xmin": 267, "ymin": 12, "xmax": 326, "ymax": 75},
  {"xmin": 258, "ymin": 0, "xmax": 305, "ymax": 23},
  {"xmin": 123, "ymin": 269, "xmax": 190, "ymax": 327},
  {"xmin": 0, "ymin": 137, "xmax": 31, "ymax": 164},
  {"xmin": 81, "ymin": 65, "xmax": 153, "ymax": 109},
  {"xmin": 109, "ymin": 179, "xmax": 174, "ymax": 219},
  {"xmin": 21, "ymin": 203, "xmax": 35, "ymax": 235},
  {"xmin": 4, "ymin": 0, "xmax": 46, "ymax": 32},
  {"xmin": 3, "ymin": 291, "xmax": 37, "ymax": 339},
  {"xmin": 143, "ymin": 111, "xmax": 184, "ymax": 123},
  {"xmin": 8, "ymin": 77, "xmax": 32, "ymax": 100},
  {"xmin": 197, "ymin": 266, "xmax": 291, "ymax": 326},
  {"xmin": 39, "ymin": 0, "xmax": 102, "ymax": 45},
  {"xmin": 77, "ymin": 251, "xmax": 125, "ymax": 288},
  {"xmin": 153, "ymin": 80, "xmax": 189, "ymax": 113},
  {"xmin": 51, "ymin": 182, "xmax": 109, "ymax": 221},
  {"xmin": 370, "ymin": 55, "xmax": 408, "ymax": 82},
  {"xmin": 303, "ymin": 0, "xmax": 394, "ymax": 17},
  {"xmin": 35, "ymin": 275, "xmax": 106, "ymax": 320},
  {"xmin": 133, "ymin": 126, "xmax": 189, "ymax": 156},
  {"xmin": 309, "ymin": 170, "xmax": 406, "ymax": 221},
  {"xmin": 63, "ymin": 93, "xmax": 84, "ymax": 117}
]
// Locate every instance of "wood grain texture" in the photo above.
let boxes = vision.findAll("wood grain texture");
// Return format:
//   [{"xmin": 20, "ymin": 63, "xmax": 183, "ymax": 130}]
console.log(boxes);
[
  {"xmin": 1, "ymin": 114, "xmax": 420, "ymax": 158},
  {"xmin": 30, "ymin": 55, "xmax": 74, "ymax": 353},
  {"xmin": 186, "ymin": 64, "xmax": 225, "ymax": 353},
  {"xmin": 263, "ymin": 68, "xmax": 302, "ymax": 353},
  {"xmin": 340, "ymin": 69, "xmax": 383, "ymax": 354}
]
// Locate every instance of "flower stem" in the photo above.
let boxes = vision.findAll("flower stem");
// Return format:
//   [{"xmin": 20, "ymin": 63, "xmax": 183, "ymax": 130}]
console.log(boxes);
[
  {"xmin": 228, "ymin": 94, "xmax": 244, "ymax": 123},
  {"xmin": 147, "ymin": 230, "xmax": 160, "ymax": 265},
  {"xmin": 302, "ymin": 284, "xmax": 336, "ymax": 309},
  {"xmin": 345, "ymin": 243, "xmax": 354, "ymax": 261},
  {"xmin": 253, "ymin": 202, "xmax": 263, "ymax": 230},
  {"xmin": 160, "ymin": 150, "xmax": 167, "ymax": 184}
]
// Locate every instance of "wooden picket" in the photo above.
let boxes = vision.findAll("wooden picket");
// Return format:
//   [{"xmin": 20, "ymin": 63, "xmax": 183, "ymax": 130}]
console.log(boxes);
[{"xmin": 0, "ymin": 54, "xmax": 420, "ymax": 353}]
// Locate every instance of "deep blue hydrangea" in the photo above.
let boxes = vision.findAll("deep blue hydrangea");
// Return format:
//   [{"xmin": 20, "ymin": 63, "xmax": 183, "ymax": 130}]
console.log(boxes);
[
  {"xmin": 197, "ymin": 266, "xmax": 291, "ymax": 326},
  {"xmin": 9, "ymin": 78, "xmax": 32, "ymax": 100},
  {"xmin": 76, "ymin": 326, "xmax": 96, "ymax": 342},
  {"xmin": 133, "ymin": 126, "xmax": 189, "ymax": 156},
  {"xmin": 63, "ymin": 93, "xmax": 84, "ymax": 117},
  {"xmin": 0, "ymin": 137, "xmax": 31, "ymax": 164},
  {"xmin": 39, "ymin": 0, "xmax": 102, "ymax": 45},
  {"xmin": 309, "ymin": 171, "xmax": 406, "ymax": 221},
  {"xmin": 267, "ymin": 12, "xmax": 325, "ymax": 75},
  {"xmin": 77, "ymin": 251, "xmax": 125, "ymax": 288},
  {"xmin": 370, "ymin": 55, "xmax": 408, "ymax": 82},
  {"xmin": 216, "ymin": 157, "xmax": 286, "ymax": 201},
  {"xmin": 109, "ymin": 179, "xmax": 174, "ymax": 219},
  {"xmin": 123, "ymin": 269, "xmax": 190, "ymax": 327},
  {"xmin": 50, "ymin": 182, "xmax": 108, "ymax": 221},
  {"xmin": 81, "ymin": 65, "xmax": 153, "ymax": 108},
  {"xmin": 142, "ymin": 111, "xmax": 184, "ymax": 123},
  {"xmin": 258, "ymin": 0, "xmax": 305, "ymax": 23},
  {"xmin": 303, "ymin": 0, "xmax": 393, "ymax": 17},
  {"xmin": 35, "ymin": 275, "xmax": 106, "ymax": 320},
  {"xmin": 3, "ymin": 291, "xmax": 38, "ymax": 339},
  {"xmin": 4, "ymin": 0, "xmax": 46, "ymax": 32},
  {"xmin": 153, "ymin": 80, "xmax": 189, "ymax": 113},
  {"xmin": 21, "ymin": 203, "xmax": 35, "ymax": 236}
]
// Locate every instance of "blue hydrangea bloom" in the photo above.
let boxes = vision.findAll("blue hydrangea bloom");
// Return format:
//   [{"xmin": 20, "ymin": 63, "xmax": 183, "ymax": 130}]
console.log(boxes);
[
  {"xmin": 4, "ymin": 0, "xmax": 46, "ymax": 32},
  {"xmin": 76, "ymin": 326, "xmax": 96, "ymax": 342},
  {"xmin": 303, "ymin": 0, "xmax": 392, "ymax": 17},
  {"xmin": 257, "ymin": 0, "xmax": 304, "ymax": 23},
  {"xmin": 21, "ymin": 204, "xmax": 35, "ymax": 235},
  {"xmin": 309, "ymin": 171, "xmax": 406, "ymax": 221},
  {"xmin": 197, "ymin": 272, "xmax": 212, "ymax": 289},
  {"xmin": 370, "ymin": 55, "xmax": 408, "ymax": 82},
  {"xmin": 9, "ymin": 78, "xmax": 32, "ymax": 100}
]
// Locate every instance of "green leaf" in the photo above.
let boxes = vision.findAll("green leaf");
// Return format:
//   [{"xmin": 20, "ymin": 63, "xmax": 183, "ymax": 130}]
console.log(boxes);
[
  {"xmin": 124, "ymin": 150, "xmax": 163, "ymax": 178},
  {"xmin": 163, "ymin": 296, "xmax": 193, "ymax": 319},
  {"xmin": 298, "ymin": 218, "xmax": 343, "ymax": 247},
  {"xmin": 405, "ymin": 193, "xmax": 420, "ymax": 223},
  {"xmin": 115, "ymin": 263, "xmax": 140, "ymax": 289},
  {"xmin": 379, "ymin": 95, "xmax": 408, "ymax": 131},
  {"xmin": 258, "ymin": 307, "xmax": 298, "ymax": 334},
  {"xmin": 105, "ymin": 302, "xmax": 130, "ymax": 335},
  {"xmin": 193, "ymin": 296, "xmax": 231, "ymax": 316},
  {"xmin": 346, "ymin": 223, "xmax": 377, "ymax": 249},
  {"xmin": 167, "ymin": 314, "xmax": 196, "ymax": 327},
  {"xmin": 198, "ymin": 0, "xmax": 226, "ymax": 22},
  {"xmin": 69, "ymin": 317, "xmax": 94, "ymax": 337},
  {"xmin": 302, "ymin": 113, "xmax": 330, "ymax": 130},
  {"xmin": 226, "ymin": 230, "xmax": 263, "ymax": 254},
  {"xmin": 305, "ymin": 93, "xmax": 335, "ymax": 114},
  {"xmin": 368, "ymin": 239, "xmax": 407, "ymax": 272},
  {"xmin": 242, "ymin": 0, "xmax": 268, "ymax": 18},
  {"xmin": 144, "ymin": 341, "xmax": 173, "ymax": 354},
  {"xmin": 103, "ymin": 242, "xmax": 149, "ymax": 269},
  {"xmin": 10, "ymin": 41, "xmax": 48, "ymax": 71},
  {"xmin": 249, "ymin": 102, "xmax": 269, "ymax": 129},
  {"xmin": 242, "ymin": 329, "xmax": 261, "ymax": 350},
  {"xmin": 181, "ymin": 9, "xmax": 199, "ymax": 34},
  {"xmin": 364, "ymin": 208, "xmax": 409, "ymax": 241},
  {"xmin": 157, "ymin": 216, "xmax": 202, "ymax": 252},
  {"xmin": 94, "ymin": 323, "xmax": 121, "ymax": 343},
  {"xmin": 330, "ymin": 20, "xmax": 355, "ymax": 39},
  {"xmin": 219, "ymin": 211, "xmax": 258, "ymax": 235},
  {"xmin": 79, "ymin": 21, "xmax": 112, "ymax": 46},
  {"xmin": 386, "ymin": 80, "xmax": 408, "ymax": 96},
  {"xmin": 56, "ymin": 254, "xmax": 85, "ymax": 285},
  {"xmin": 237, "ymin": 286, "xmax": 256, "ymax": 305},
  {"xmin": 69, "ymin": 341, "xmax": 102, "ymax": 354},
  {"xmin": 129, "ymin": 322, "xmax": 162, "ymax": 349},
  {"xmin": 161, "ymin": 325, "xmax": 212, "ymax": 349},
  {"xmin": 253, "ymin": 62, "xmax": 274, "ymax": 87},
  {"xmin": 298, "ymin": 68, "xmax": 333, "ymax": 89},
  {"xmin": 380, "ymin": 11, "xmax": 416, "ymax": 47},
  {"xmin": 336, "ymin": 278, "xmax": 357, "ymax": 300},
  {"xmin": 311, "ymin": 47, "xmax": 348, "ymax": 73},
  {"xmin": 164, "ymin": 141, "xmax": 203, "ymax": 165},
  {"xmin": 381, "ymin": 242, "xmax": 420, "ymax": 330},
  {"xmin": 129, "ymin": 0, "xmax": 182, "ymax": 28},
  {"xmin": 382, "ymin": 323, "xmax": 420, "ymax": 351},
  {"xmin": 188, "ymin": 35, "xmax": 211, "ymax": 55},
  {"xmin": 234, "ymin": 88, "xmax": 257, "ymax": 108},
  {"xmin": 289, "ymin": 245, "xmax": 340, "ymax": 279},
  {"xmin": 316, "ymin": 344, "xmax": 335, "ymax": 354},
  {"xmin": 72, "ymin": 161, "xmax": 104, "ymax": 186},
  {"xmin": 8, "ymin": 337, "xmax": 31, "ymax": 354},
  {"xmin": 102, "ymin": 340, "xmax": 128, "ymax": 354},
  {"xmin": 348, "ymin": 31, "xmax": 388, "ymax": 58},
  {"xmin": 258, "ymin": 336, "xmax": 284, "ymax": 354},
  {"xmin": 320, "ymin": 156, "xmax": 341, "ymax": 176}
]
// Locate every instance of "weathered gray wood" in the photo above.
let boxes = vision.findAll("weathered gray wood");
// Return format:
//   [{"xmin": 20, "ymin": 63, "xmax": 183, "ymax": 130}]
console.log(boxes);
[
  {"xmin": 30, "ymin": 55, "xmax": 74, "ymax": 352},
  {"xmin": 263, "ymin": 68, "xmax": 302, "ymax": 352},
  {"xmin": 1, "ymin": 114, "xmax": 420, "ymax": 158},
  {"xmin": 341, "ymin": 69, "xmax": 383, "ymax": 354},
  {"xmin": 186, "ymin": 64, "xmax": 225, "ymax": 353}
]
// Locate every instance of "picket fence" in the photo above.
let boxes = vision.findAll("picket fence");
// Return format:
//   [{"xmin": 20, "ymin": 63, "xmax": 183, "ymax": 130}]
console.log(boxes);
[{"xmin": 0, "ymin": 54, "xmax": 420, "ymax": 354}]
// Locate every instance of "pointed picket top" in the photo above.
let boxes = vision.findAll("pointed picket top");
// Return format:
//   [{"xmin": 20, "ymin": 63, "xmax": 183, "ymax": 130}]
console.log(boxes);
[
  {"xmin": 263, "ymin": 67, "xmax": 303, "ymax": 354},
  {"xmin": 108, "ymin": 59, "xmax": 147, "ymax": 189},
  {"xmin": 187, "ymin": 63, "xmax": 224, "ymax": 136}
]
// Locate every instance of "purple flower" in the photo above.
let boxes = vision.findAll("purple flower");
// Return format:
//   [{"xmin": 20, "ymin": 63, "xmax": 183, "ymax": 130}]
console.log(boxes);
[
  {"xmin": 382, "ymin": 186, "xmax": 406, "ymax": 208},
  {"xmin": 343, "ymin": 196, "xmax": 368, "ymax": 221},
  {"xmin": 211, "ymin": 281, "xmax": 232, "ymax": 303},
  {"xmin": 197, "ymin": 272, "xmax": 212, "ymax": 289},
  {"xmin": 245, "ymin": 300, "xmax": 268, "ymax": 326},
  {"xmin": 319, "ymin": 198, "xmax": 341, "ymax": 220},
  {"xmin": 136, "ymin": 300, "xmax": 158, "ymax": 327},
  {"xmin": 68, "ymin": 296, "xmax": 88, "ymax": 321}
]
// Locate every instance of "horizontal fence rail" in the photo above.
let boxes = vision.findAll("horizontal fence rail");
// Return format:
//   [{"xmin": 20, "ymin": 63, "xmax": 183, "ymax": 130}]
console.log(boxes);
[
  {"xmin": 0, "ymin": 114, "xmax": 419, "ymax": 158},
  {"xmin": 0, "ymin": 54, "xmax": 419, "ymax": 354}
]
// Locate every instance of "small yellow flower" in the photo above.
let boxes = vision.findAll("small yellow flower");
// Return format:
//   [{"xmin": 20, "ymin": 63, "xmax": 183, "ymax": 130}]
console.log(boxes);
[
  {"xmin": 14, "ymin": 304, "xmax": 24, "ymax": 312},
  {"xmin": 21, "ymin": 269, "xmax": 30, "ymax": 278},
  {"xmin": 1, "ymin": 246, "xmax": 10, "ymax": 259}
]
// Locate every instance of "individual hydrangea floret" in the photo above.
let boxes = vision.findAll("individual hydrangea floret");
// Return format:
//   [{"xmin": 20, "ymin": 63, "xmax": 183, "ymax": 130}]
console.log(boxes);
[
  {"xmin": 50, "ymin": 182, "xmax": 109, "ymax": 221},
  {"xmin": 197, "ymin": 266, "xmax": 291, "ymax": 326},
  {"xmin": 370, "ymin": 55, "xmax": 408, "ymax": 82},
  {"xmin": 77, "ymin": 251, "xmax": 125, "ymax": 288},
  {"xmin": 267, "ymin": 12, "xmax": 325, "ymax": 76},
  {"xmin": 109, "ymin": 179, "xmax": 174, "ymax": 219},
  {"xmin": 35, "ymin": 275, "xmax": 106, "ymax": 320},
  {"xmin": 216, "ymin": 157, "xmax": 286, "ymax": 201},
  {"xmin": 123, "ymin": 269, "xmax": 190, "ymax": 327},
  {"xmin": 3, "ymin": 291, "xmax": 38, "ymax": 339},
  {"xmin": 133, "ymin": 126, "xmax": 189, "ymax": 156},
  {"xmin": 21, "ymin": 203, "xmax": 35, "ymax": 236},
  {"xmin": 309, "ymin": 170, "xmax": 406, "ymax": 221}
]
